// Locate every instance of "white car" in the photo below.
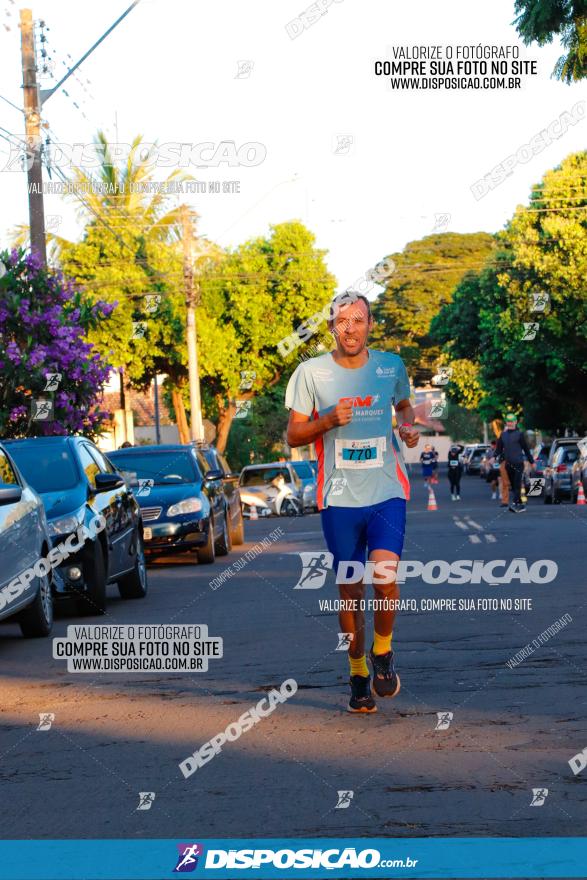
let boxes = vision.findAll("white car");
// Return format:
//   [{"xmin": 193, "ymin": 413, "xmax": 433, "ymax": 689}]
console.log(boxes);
[{"xmin": 0, "ymin": 442, "xmax": 53, "ymax": 637}]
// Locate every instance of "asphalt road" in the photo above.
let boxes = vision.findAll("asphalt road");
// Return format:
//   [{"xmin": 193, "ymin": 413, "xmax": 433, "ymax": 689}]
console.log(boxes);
[{"xmin": 1, "ymin": 467, "xmax": 586, "ymax": 841}]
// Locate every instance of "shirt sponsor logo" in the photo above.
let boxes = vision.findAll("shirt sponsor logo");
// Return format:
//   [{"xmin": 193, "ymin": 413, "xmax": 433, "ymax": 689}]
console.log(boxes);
[{"xmin": 339, "ymin": 394, "xmax": 375, "ymax": 407}]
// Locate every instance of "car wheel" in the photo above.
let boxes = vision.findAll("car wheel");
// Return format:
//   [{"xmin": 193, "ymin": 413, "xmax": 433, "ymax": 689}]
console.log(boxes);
[
  {"xmin": 282, "ymin": 497, "xmax": 299, "ymax": 517},
  {"xmin": 215, "ymin": 509, "xmax": 232, "ymax": 557},
  {"xmin": 231, "ymin": 507, "xmax": 245, "ymax": 545},
  {"xmin": 79, "ymin": 541, "xmax": 107, "ymax": 615},
  {"xmin": 118, "ymin": 534, "xmax": 148, "ymax": 599},
  {"xmin": 197, "ymin": 519, "xmax": 216, "ymax": 564},
  {"xmin": 19, "ymin": 568, "xmax": 53, "ymax": 638}
]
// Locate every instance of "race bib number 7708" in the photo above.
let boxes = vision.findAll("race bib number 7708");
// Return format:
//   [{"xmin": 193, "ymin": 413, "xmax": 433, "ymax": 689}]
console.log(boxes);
[{"xmin": 334, "ymin": 437, "xmax": 386, "ymax": 469}]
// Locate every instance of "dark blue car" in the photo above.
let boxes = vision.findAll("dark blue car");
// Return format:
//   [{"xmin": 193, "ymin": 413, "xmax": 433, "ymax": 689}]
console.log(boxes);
[
  {"xmin": 6, "ymin": 436, "xmax": 147, "ymax": 614},
  {"xmin": 108, "ymin": 444, "xmax": 231, "ymax": 564}
]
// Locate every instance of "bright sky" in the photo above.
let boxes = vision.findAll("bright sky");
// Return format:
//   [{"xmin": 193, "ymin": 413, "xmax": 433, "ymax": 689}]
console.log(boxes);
[{"xmin": 0, "ymin": 0, "xmax": 584, "ymax": 293}]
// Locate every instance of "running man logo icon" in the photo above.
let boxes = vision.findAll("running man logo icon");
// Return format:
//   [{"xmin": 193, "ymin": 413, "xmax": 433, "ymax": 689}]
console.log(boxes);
[
  {"xmin": 234, "ymin": 400, "xmax": 252, "ymax": 419},
  {"xmin": 132, "ymin": 321, "xmax": 148, "ymax": 339},
  {"xmin": 235, "ymin": 59, "xmax": 254, "ymax": 78},
  {"xmin": 528, "ymin": 477, "xmax": 545, "ymax": 497},
  {"xmin": 530, "ymin": 292, "xmax": 549, "ymax": 313},
  {"xmin": 45, "ymin": 214, "xmax": 62, "ymax": 232},
  {"xmin": 293, "ymin": 552, "xmax": 334, "ymax": 589},
  {"xmin": 335, "ymin": 790, "xmax": 354, "ymax": 809},
  {"xmin": 432, "ymin": 212, "xmax": 451, "ymax": 232},
  {"xmin": 530, "ymin": 788, "xmax": 548, "ymax": 806},
  {"xmin": 144, "ymin": 294, "xmax": 161, "ymax": 314},
  {"xmin": 43, "ymin": 372, "xmax": 62, "ymax": 392},
  {"xmin": 173, "ymin": 843, "xmax": 204, "ymax": 873},
  {"xmin": 336, "ymin": 633, "xmax": 353, "ymax": 652},
  {"xmin": 37, "ymin": 713, "xmax": 55, "ymax": 731},
  {"xmin": 431, "ymin": 366, "xmax": 453, "ymax": 386},
  {"xmin": 429, "ymin": 400, "xmax": 447, "ymax": 419},
  {"xmin": 136, "ymin": 792, "xmax": 155, "ymax": 811},
  {"xmin": 435, "ymin": 711, "xmax": 453, "ymax": 730},
  {"xmin": 136, "ymin": 479, "xmax": 154, "ymax": 498},
  {"xmin": 239, "ymin": 370, "xmax": 256, "ymax": 391},
  {"xmin": 32, "ymin": 399, "xmax": 53, "ymax": 421},
  {"xmin": 522, "ymin": 322, "xmax": 539, "ymax": 341},
  {"xmin": 333, "ymin": 134, "xmax": 354, "ymax": 155},
  {"xmin": 330, "ymin": 477, "xmax": 347, "ymax": 497}
]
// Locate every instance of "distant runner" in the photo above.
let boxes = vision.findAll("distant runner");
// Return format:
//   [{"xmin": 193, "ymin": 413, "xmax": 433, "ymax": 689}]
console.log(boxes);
[
  {"xmin": 420, "ymin": 444, "xmax": 436, "ymax": 486},
  {"xmin": 447, "ymin": 443, "xmax": 464, "ymax": 500},
  {"xmin": 495, "ymin": 414, "xmax": 535, "ymax": 513},
  {"xmin": 286, "ymin": 291, "xmax": 419, "ymax": 713}
]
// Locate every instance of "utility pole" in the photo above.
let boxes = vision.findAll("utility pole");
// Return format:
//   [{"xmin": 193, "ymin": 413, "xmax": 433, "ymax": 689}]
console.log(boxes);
[
  {"xmin": 181, "ymin": 205, "xmax": 204, "ymax": 442},
  {"xmin": 20, "ymin": 8, "xmax": 46, "ymax": 265},
  {"xmin": 18, "ymin": 3, "xmax": 142, "ymax": 268}
]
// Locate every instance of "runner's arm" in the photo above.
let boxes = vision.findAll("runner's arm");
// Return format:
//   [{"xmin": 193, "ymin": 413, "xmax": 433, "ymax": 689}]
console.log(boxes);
[
  {"xmin": 395, "ymin": 399, "xmax": 419, "ymax": 448},
  {"xmin": 287, "ymin": 403, "xmax": 352, "ymax": 448}
]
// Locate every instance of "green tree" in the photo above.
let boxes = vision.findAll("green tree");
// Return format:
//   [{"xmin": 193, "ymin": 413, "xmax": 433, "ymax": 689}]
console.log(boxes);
[
  {"xmin": 57, "ymin": 132, "xmax": 194, "ymax": 430},
  {"xmin": 197, "ymin": 220, "xmax": 337, "ymax": 451},
  {"xmin": 371, "ymin": 232, "xmax": 496, "ymax": 384},
  {"xmin": 432, "ymin": 151, "xmax": 587, "ymax": 430},
  {"xmin": 513, "ymin": 0, "xmax": 587, "ymax": 83}
]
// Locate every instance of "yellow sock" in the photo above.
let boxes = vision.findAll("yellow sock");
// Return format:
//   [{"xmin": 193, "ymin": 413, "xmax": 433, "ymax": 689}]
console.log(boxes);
[
  {"xmin": 373, "ymin": 630, "xmax": 392, "ymax": 656},
  {"xmin": 349, "ymin": 654, "xmax": 369, "ymax": 677}
]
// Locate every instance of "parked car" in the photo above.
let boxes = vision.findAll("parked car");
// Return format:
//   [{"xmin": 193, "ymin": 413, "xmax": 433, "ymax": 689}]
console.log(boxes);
[
  {"xmin": 543, "ymin": 442, "xmax": 580, "ymax": 504},
  {"xmin": 238, "ymin": 462, "xmax": 304, "ymax": 517},
  {"xmin": 108, "ymin": 444, "xmax": 230, "ymax": 564},
  {"xmin": 532, "ymin": 442, "xmax": 552, "ymax": 478},
  {"xmin": 465, "ymin": 444, "xmax": 490, "ymax": 474},
  {"xmin": 190, "ymin": 442, "xmax": 245, "ymax": 544},
  {"xmin": 290, "ymin": 460, "xmax": 318, "ymax": 511},
  {"xmin": 0, "ymin": 442, "xmax": 54, "ymax": 637},
  {"xmin": 6, "ymin": 436, "xmax": 147, "ymax": 614}
]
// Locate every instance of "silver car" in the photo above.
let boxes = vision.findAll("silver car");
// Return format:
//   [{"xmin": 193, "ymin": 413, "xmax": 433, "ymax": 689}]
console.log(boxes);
[
  {"xmin": 0, "ymin": 442, "xmax": 53, "ymax": 637},
  {"xmin": 291, "ymin": 460, "xmax": 318, "ymax": 511}
]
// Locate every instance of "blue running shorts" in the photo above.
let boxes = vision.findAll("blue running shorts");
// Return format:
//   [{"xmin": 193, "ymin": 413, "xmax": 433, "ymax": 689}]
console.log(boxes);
[{"xmin": 320, "ymin": 496, "xmax": 407, "ymax": 569}]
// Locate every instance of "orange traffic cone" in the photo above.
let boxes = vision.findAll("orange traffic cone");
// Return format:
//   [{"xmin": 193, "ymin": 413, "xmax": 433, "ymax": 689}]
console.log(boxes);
[
  {"xmin": 427, "ymin": 487, "xmax": 438, "ymax": 511},
  {"xmin": 250, "ymin": 504, "xmax": 258, "ymax": 520},
  {"xmin": 577, "ymin": 483, "xmax": 586, "ymax": 506}
]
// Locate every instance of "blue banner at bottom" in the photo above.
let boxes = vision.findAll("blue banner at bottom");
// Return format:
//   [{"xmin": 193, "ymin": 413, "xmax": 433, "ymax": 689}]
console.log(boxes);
[{"xmin": 0, "ymin": 838, "xmax": 586, "ymax": 880}]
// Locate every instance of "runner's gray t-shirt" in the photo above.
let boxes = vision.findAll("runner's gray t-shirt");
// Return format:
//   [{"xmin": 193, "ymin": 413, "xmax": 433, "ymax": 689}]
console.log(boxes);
[{"xmin": 285, "ymin": 349, "xmax": 412, "ymax": 509}]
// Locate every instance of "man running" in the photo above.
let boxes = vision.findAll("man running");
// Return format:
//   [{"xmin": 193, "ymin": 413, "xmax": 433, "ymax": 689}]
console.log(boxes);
[
  {"xmin": 286, "ymin": 291, "xmax": 419, "ymax": 713},
  {"xmin": 495, "ymin": 414, "xmax": 535, "ymax": 513},
  {"xmin": 420, "ymin": 444, "xmax": 436, "ymax": 486},
  {"xmin": 447, "ymin": 443, "xmax": 464, "ymax": 500}
]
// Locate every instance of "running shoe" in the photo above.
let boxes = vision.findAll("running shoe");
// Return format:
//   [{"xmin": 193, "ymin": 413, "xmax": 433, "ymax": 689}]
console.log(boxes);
[
  {"xmin": 451, "ymin": 495, "xmax": 456, "ymax": 501},
  {"xmin": 348, "ymin": 675, "xmax": 377, "ymax": 713},
  {"xmin": 491, "ymin": 492, "xmax": 497, "ymax": 500},
  {"xmin": 456, "ymin": 494, "xmax": 461, "ymax": 500},
  {"xmin": 369, "ymin": 646, "xmax": 401, "ymax": 698}
]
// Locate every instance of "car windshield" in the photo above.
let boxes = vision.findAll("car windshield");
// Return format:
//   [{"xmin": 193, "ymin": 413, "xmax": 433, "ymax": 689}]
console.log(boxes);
[
  {"xmin": 292, "ymin": 461, "xmax": 313, "ymax": 479},
  {"xmin": 241, "ymin": 467, "xmax": 292, "ymax": 487},
  {"xmin": 110, "ymin": 452, "xmax": 200, "ymax": 485},
  {"xmin": 8, "ymin": 444, "xmax": 78, "ymax": 493},
  {"xmin": 562, "ymin": 448, "xmax": 579, "ymax": 462}
]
